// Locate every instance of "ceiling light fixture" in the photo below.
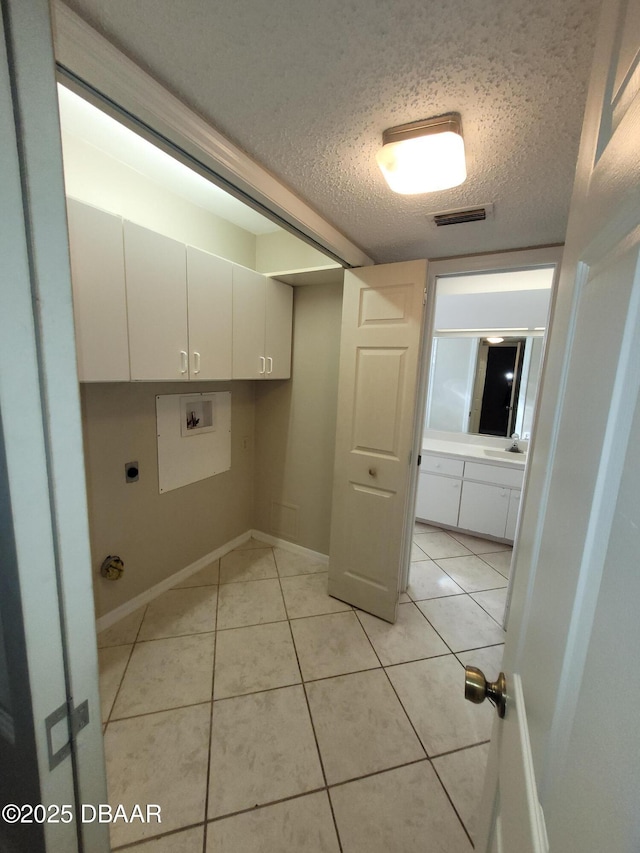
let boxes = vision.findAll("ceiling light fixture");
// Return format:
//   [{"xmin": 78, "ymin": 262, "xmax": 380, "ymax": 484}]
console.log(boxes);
[
  {"xmin": 376, "ymin": 113, "xmax": 466, "ymax": 194},
  {"xmin": 486, "ymin": 337, "xmax": 505, "ymax": 344}
]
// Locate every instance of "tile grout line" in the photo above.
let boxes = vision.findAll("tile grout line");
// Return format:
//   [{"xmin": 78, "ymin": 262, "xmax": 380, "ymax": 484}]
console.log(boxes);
[
  {"xmin": 468, "ymin": 593, "xmax": 509, "ymax": 628},
  {"xmin": 275, "ymin": 547, "xmax": 345, "ymax": 853},
  {"xmin": 351, "ymin": 602, "xmax": 474, "ymax": 843},
  {"xmin": 99, "ymin": 534, "xmax": 504, "ymax": 848},
  {"xmin": 426, "ymin": 553, "xmax": 508, "ymax": 590},
  {"xmin": 430, "ymin": 756, "xmax": 476, "ymax": 848},
  {"xmin": 102, "ymin": 604, "xmax": 149, "ymax": 729},
  {"xmin": 431, "ymin": 739, "xmax": 491, "ymax": 761},
  {"xmin": 399, "ymin": 536, "xmax": 502, "ymax": 844},
  {"xmin": 352, "ymin": 608, "xmax": 433, "ymax": 757},
  {"xmin": 110, "ymin": 820, "xmax": 205, "ymax": 851},
  {"xmin": 413, "ymin": 533, "xmax": 508, "ymax": 846},
  {"xmin": 476, "ymin": 550, "xmax": 512, "ymax": 580},
  {"xmin": 202, "ymin": 562, "xmax": 222, "ymax": 853},
  {"xmin": 408, "ymin": 596, "xmax": 461, "ymax": 657},
  {"xmin": 407, "ymin": 539, "xmax": 486, "ymax": 846}
]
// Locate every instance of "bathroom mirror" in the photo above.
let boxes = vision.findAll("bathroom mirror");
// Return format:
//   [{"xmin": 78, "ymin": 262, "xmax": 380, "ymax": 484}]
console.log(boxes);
[
  {"xmin": 425, "ymin": 334, "xmax": 545, "ymax": 438},
  {"xmin": 425, "ymin": 266, "xmax": 553, "ymax": 438}
]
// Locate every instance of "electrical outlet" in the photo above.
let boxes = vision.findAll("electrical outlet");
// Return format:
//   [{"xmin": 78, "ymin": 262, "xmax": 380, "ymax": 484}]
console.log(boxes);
[{"xmin": 241, "ymin": 436, "xmax": 250, "ymax": 450}]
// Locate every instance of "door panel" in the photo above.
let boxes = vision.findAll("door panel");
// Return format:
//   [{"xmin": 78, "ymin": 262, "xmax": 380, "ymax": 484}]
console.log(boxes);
[
  {"xmin": 67, "ymin": 200, "xmax": 130, "ymax": 382},
  {"xmin": 490, "ymin": 675, "xmax": 548, "ymax": 853},
  {"xmin": 328, "ymin": 261, "xmax": 427, "ymax": 622},
  {"xmin": 187, "ymin": 246, "xmax": 232, "ymax": 380},
  {"xmin": 232, "ymin": 265, "xmax": 266, "ymax": 379},
  {"xmin": 477, "ymin": 2, "xmax": 640, "ymax": 850},
  {"xmin": 1, "ymin": 0, "xmax": 109, "ymax": 849},
  {"xmin": 352, "ymin": 348, "xmax": 406, "ymax": 454},
  {"xmin": 416, "ymin": 473, "xmax": 461, "ymax": 527},
  {"xmin": 264, "ymin": 277, "xmax": 293, "ymax": 379},
  {"xmin": 125, "ymin": 222, "xmax": 189, "ymax": 380}
]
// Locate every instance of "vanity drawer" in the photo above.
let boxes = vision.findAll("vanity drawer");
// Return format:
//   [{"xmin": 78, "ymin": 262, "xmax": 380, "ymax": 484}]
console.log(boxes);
[
  {"xmin": 463, "ymin": 461, "xmax": 524, "ymax": 489},
  {"xmin": 423, "ymin": 454, "xmax": 464, "ymax": 478}
]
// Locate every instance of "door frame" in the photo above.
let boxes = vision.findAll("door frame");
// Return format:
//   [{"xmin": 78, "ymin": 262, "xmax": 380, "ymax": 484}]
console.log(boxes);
[
  {"xmin": 1, "ymin": 0, "xmax": 109, "ymax": 849},
  {"xmin": 402, "ymin": 246, "xmax": 563, "ymax": 597}
]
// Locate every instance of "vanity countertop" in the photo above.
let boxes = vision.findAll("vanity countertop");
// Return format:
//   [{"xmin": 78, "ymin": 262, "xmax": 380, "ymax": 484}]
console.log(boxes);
[{"xmin": 422, "ymin": 437, "xmax": 528, "ymax": 469}]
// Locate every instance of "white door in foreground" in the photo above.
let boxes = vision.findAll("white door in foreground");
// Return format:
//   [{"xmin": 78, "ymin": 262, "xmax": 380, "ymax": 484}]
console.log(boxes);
[
  {"xmin": 475, "ymin": 1, "xmax": 640, "ymax": 850},
  {"xmin": 0, "ymin": 1, "xmax": 109, "ymax": 850}
]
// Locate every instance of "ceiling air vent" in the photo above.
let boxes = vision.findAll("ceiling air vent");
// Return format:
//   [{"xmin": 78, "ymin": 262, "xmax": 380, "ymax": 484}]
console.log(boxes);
[{"xmin": 430, "ymin": 203, "xmax": 494, "ymax": 227}]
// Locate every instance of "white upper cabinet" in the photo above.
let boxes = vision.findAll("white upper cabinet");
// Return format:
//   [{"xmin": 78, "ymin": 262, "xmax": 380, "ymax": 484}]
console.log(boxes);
[
  {"xmin": 67, "ymin": 199, "xmax": 130, "ymax": 382},
  {"xmin": 232, "ymin": 266, "xmax": 293, "ymax": 379},
  {"xmin": 264, "ymin": 278, "xmax": 293, "ymax": 379},
  {"xmin": 186, "ymin": 246, "xmax": 232, "ymax": 380},
  {"xmin": 67, "ymin": 201, "xmax": 291, "ymax": 383},
  {"xmin": 232, "ymin": 265, "xmax": 266, "ymax": 379},
  {"xmin": 124, "ymin": 221, "xmax": 189, "ymax": 381}
]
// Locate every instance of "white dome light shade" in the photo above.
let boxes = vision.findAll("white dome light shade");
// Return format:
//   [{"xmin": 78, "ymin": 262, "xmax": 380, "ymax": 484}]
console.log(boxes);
[{"xmin": 376, "ymin": 114, "xmax": 467, "ymax": 195}]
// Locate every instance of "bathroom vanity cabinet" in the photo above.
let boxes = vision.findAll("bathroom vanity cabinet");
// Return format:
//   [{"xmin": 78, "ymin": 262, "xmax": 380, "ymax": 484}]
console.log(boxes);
[{"xmin": 416, "ymin": 450, "xmax": 525, "ymax": 542}]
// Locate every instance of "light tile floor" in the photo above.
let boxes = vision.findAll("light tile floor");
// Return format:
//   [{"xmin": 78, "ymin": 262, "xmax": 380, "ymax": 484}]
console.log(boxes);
[{"xmin": 98, "ymin": 526, "xmax": 511, "ymax": 852}]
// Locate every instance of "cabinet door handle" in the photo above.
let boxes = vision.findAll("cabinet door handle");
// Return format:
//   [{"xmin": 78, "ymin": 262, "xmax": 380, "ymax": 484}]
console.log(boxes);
[
  {"xmin": 267, "ymin": 356, "xmax": 273, "ymax": 375},
  {"xmin": 180, "ymin": 351, "xmax": 188, "ymax": 375},
  {"xmin": 259, "ymin": 356, "xmax": 266, "ymax": 375},
  {"xmin": 193, "ymin": 352, "xmax": 201, "ymax": 375}
]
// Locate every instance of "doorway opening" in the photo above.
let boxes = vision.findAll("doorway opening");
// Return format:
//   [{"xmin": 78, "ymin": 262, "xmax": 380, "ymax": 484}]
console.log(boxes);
[{"xmin": 402, "ymin": 253, "xmax": 561, "ymax": 627}]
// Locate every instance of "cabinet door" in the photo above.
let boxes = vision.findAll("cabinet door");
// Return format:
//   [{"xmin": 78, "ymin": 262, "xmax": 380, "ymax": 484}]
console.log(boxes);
[
  {"xmin": 186, "ymin": 247, "xmax": 232, "ymax": 380},
  {"xmin": 124, "ymin": 222, "xmax": 188, "ymax": 381},
  {"xmin": 67, "ymin": 199, "xmax": 130, "ymax": 381},
  {"xmin": 458, "ymin": 480, "xmax": 510, "ymax": 538},
  {"xmin": 264, "ymin": 278, "xmax": 293, "ymax": 379},
  {"xmin": 232, "ymin": 265, "xmax": 266, "ymax": 379},
  {"xmin": 415, "ymin": 472, "xmax": 462, "ymax": 527},
  {"xmin": 505, "ymin": 489, "xmax": 521, "ymax": 541}
]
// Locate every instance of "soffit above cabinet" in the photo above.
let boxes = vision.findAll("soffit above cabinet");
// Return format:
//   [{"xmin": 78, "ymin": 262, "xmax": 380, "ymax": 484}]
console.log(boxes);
[{"xmin": 57, "ymin": 82, "xmax": 344, "ymax": 279}]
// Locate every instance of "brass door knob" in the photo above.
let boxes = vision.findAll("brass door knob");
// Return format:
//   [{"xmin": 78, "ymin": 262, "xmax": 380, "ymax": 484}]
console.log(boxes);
[{"xmin": 464, "ymin": 666, "xmax": 507, "ymax": 718}]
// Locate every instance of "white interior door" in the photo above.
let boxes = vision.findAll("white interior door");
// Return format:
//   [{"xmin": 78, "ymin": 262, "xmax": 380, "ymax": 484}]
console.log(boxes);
[
  {"xmin": 1, "ymin": 1, "xmax": 108, "ymax": 850},
  {"xmin": 476, "ymin": 1, "xmax": 640, "ymax": 850},
  {"xmin": 328, "ymin": 261, "xmax": 427, "ymax": 622}
]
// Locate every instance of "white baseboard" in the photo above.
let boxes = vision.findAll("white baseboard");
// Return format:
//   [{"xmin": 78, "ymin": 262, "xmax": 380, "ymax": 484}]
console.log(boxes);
[
  {"xmin": 95, "ymin": 530, "xmax": 252, "ymax": 633},
  {"xmin": 95, "ymin": 530, "xmax": 330, "ymax": 633},
  {"xmin": 250, "ymin": 530, "xmax": 329, "ymax": 565}
]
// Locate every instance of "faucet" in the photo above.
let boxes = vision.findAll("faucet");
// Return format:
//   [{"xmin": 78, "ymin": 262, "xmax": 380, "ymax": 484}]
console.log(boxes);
[{"xmin": 507, "ymin": 433, "xmax": 523, "ymax": 453}]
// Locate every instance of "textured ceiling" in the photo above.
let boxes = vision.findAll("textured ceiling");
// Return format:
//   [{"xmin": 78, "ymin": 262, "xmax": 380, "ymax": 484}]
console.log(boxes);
[{"xmin": 61, "ymin": 0, "xmax": 601, "ymax": 264}]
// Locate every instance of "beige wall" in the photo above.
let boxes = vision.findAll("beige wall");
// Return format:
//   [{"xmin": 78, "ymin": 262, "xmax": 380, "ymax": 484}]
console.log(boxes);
[
  {"xmin": 255, "ymin": 229, "xmax": 339, "ymax": 276},
  {"xmin": 81, "ymin": 381, "xmax": 255, "ymax": 618},
  {"xmin": 82, "ymin": 283, "xmax": 344, "ymax": 618},
  {"xmin": 61, "ymin": 133, "xmax": 257, "ymax": 268},
  {"xmin": 253, "ymin": 282, "xmax": 343, "ymax": 554}
]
